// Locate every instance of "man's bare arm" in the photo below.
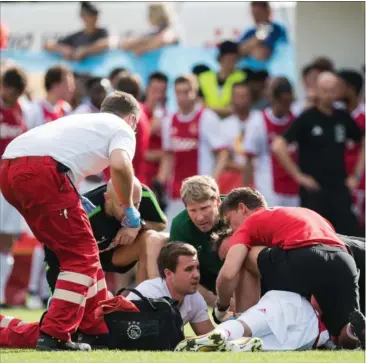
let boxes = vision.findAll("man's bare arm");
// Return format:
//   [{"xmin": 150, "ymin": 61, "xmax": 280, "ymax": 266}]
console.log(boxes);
[{"xmin": 109, "ymin": 149, "xmax": 134, "ymax": 208}]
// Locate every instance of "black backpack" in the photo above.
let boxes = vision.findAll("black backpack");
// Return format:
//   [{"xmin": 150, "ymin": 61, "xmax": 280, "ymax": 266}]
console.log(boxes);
[{"xmin": 103, "ymin": 288, "xmax": 185, "ymax": 351}]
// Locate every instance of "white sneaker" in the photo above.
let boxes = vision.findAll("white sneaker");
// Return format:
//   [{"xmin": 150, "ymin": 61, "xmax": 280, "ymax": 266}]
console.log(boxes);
[
  {"xmin": 221, "ymin": 337, "xmax": 263, "ymax": 352},
  {"xmin": 175, "ymin": 331, "xmax": 226, "ymax": 352},
  {"xmin": 25, "ymin": 294, "xmax": 43, "ymax": 310}
]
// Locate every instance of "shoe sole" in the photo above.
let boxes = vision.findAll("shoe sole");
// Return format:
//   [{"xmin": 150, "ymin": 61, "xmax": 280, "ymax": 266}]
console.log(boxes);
[
  {"xmin": 175, "ymin": 332, "xmax": 225, "ymax": 352},
  {"xmin": 221, "ymin": 337, "xmax": 263, "ymax": 352}
]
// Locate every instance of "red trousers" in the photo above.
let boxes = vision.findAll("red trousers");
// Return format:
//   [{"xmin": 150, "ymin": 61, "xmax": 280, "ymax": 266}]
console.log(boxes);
[
  {"xmin": 0, "ymin": 315, "xmax": 39, "ymax": 348},
  {"xmin": 0, "ymin": 156, "xmax": 108, "ymax": 341}
]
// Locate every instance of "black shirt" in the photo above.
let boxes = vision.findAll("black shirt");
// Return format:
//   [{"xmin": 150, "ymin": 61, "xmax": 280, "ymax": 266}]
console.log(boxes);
[
  {"xmin": 45, "ymin": 183, "xmax": 165, "ymax": 271},
  {"xmin": 283, "ymin": 107, "xmax": 363, "ymax": 187},
  {"xmin": 85, "ymin": 183, "xmax": 166, "ymax": 251},
  {"xmin": 58, "ymin": 28, "xmax": 109, "ymax": 48}
]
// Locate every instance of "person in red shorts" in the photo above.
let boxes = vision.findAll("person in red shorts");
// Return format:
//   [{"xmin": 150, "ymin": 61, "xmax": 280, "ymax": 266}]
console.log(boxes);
[{"xmin": 214, "ymin": 187, "xmax": 365, "ymax": 350}]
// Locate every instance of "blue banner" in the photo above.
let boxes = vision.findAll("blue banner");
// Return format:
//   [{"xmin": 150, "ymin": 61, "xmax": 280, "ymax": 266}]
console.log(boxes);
[{"xmin": 1, "ymin": 44, "xmax": 295, "ymax": 110}]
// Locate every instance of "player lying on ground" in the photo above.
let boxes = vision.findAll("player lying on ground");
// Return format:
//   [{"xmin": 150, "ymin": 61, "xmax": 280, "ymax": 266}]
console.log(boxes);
[
  {"xmin": 214, "ymin": 187, "xmax": 365, "ymax": 349},
  {"xmin": 175, "ymin": 289, "xmax": 330, "ymax": 352},
  {"xmin": 0, "ymin": 242, "xmax": 214, "ymax": 349},
  {"xmin": 45, "ymin": 177, "xmax": 167, "ymax": 292}
]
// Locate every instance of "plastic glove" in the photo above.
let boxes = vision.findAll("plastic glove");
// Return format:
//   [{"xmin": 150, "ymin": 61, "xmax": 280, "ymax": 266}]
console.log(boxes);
[
  {"xmin": 81, "ymin": 196, "xmax": 97, "ymax": 214},
  {"xmin": 122, "ymin": 207, "xmax": 141, "ymax": 228}
]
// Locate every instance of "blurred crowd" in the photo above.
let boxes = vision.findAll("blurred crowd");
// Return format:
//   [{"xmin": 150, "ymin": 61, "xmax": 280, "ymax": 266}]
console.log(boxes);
[{"xmin": 0, "ymin": 1, "xmax": 364, "ymax": 309}]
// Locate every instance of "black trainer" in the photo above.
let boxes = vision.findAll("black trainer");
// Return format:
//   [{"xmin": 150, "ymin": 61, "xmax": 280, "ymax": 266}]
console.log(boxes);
[
  {"xmin": 36, "ymin": 332, "xmax": 92, "ymax": 351},
  {"xmin": 349, "ymin": 311, "xmax": 365, "ymax": 350},
  {"xmin": 77, "ymin": 332, "xmax": 109, "ymax": 350}
]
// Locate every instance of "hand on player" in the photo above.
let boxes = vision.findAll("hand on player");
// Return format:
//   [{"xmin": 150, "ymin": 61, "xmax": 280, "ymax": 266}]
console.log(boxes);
[
  {"xmin": 295, "ymin": 172, "xmax": 321, "ymax": 191},
  {"xmin": 113, "ymin": 225, "xmax": 141, "ymax": 246},
  {"xmin": 213, "ymin": 306, "xmax": 229, "ymax": 324}
]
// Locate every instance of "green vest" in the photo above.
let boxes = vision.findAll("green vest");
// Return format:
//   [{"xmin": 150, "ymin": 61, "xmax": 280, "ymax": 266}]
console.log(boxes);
[{"xmin": 199, "ymin": 70, "xmax": 246, "ymax": 108}]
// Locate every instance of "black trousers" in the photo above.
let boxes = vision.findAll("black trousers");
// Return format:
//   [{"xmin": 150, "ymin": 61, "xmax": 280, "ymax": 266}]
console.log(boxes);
[{"xmin": 300, "ymin": 185, "xmax": 362, "ymax": 236}]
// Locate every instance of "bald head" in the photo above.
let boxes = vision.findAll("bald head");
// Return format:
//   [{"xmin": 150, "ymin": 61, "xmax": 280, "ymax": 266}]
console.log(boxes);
[
  {"xmin": 106, "ymin": 177, "xmax": 142, "ymax": 205},
  {"xmin": 105, "ymin": 177, "xmax": 142, "ymax": 221},
  {"xmin": 315, "ymin": 71, "xmax": 340, "ymax": 107}
]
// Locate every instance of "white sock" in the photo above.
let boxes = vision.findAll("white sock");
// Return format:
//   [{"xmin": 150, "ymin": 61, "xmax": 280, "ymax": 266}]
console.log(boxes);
[
  {"xmin": 217, "ymin": 320, "xmax": 245, "ymax": 341},
  {"xmin": 0, "ymin": 253, "xmax": 14, "ymax": 303},
  {"xmin": 28, "ymin": 246, "xmax": 45, "ymax": 294}
]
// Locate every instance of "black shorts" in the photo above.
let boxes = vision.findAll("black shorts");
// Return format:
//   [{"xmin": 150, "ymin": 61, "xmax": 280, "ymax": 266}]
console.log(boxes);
[
  {"xmin": 45, "ymin": 247, "xmax": 137, "ymax": 293},
  {"xmin": 257, "ymin": 244, "xmax": 360, "ymax": 336}
]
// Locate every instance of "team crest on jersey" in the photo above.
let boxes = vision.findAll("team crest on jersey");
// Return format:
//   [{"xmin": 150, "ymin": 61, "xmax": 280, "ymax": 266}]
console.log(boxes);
[{"xmin": 335, "ymin": 124, "xmax": 346, "ymax": 143}]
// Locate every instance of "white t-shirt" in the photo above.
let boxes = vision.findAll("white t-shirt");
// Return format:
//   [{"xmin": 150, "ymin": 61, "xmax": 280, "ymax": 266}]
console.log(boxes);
[
  {"xmin": 222, "ymin": 111, "xmax": 261, "ymax": 166},
  {"xmin": 126, "ymin": 278, "xmax": 209, "ymax": 326},
  {"xmin": 3, "ymin": 112, "xmax": 136, "ymax": 184}
]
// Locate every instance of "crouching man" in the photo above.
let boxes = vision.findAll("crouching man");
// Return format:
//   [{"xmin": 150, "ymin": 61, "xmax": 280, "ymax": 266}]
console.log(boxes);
[
  {"xmin": 45, "ymin": 176, "xmax": 167, "ymax": 292},
  {"xmin": 0, "ymin": 242, "xmax": 214, "ymax": 349}
]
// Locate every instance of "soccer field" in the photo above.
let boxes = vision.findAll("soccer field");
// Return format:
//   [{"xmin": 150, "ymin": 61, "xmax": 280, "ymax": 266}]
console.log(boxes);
[{"xmin": 0, "ymin": 309, "xmax": 364, "ymax": 363}]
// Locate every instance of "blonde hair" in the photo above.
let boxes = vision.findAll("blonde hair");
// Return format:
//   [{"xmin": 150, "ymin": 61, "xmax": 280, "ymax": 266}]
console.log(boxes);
[
  {"xmin": 180, "ymin": 175, "xmax": 219, "ymax": 205},
  {"xmin": 148, "ymin": 3, "xmax": 173, "ymax": 28}
]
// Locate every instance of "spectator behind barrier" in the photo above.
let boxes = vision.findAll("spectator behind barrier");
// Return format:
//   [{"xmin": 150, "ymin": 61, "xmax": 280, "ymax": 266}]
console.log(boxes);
[
  {"xmin": 238, "ymin": 2, "xmax": 288, "ymax": 61},
  {"xmin": 121, "ymin": 3, "xmax": 182, "ymax": 56},
  {"xmin": 44, "ymin": 1, "xmax": 110, "ymax": 61}
]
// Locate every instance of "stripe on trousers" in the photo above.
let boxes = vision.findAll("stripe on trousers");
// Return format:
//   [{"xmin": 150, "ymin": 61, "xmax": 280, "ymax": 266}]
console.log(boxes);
[
  {"xmin": 58, "ymin": 271, "xmax": 93, "ymax": 287},
  {"xmin": 86, "ymin": 279, "xmax": 107, "ymax": 299},
  {"xmin": 0, "ymin": 316, "xmax": 13, "ymax": 328},
  {"xmin": 53, "ymin": 288, "xmax": 87, "ymax": 307}
]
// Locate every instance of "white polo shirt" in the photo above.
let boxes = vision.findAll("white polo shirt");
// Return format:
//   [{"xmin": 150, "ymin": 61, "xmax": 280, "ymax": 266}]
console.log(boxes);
[
  {"xmin": 2, "ymin": 112, "xmax": 136, "ymax": 184},
  {"xmin": 126, "ymin": 278, "xmax": 209, "ymax": 326}
]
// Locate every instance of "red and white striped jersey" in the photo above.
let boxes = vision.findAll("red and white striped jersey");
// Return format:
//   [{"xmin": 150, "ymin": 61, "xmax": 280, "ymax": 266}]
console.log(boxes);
[
  {"xmin": 243, "ymin": 108, "xmax": 298, "ymax": 205},
  {"xmin": 162, "ymin": 104, "xmax": 228, "ymax": 198}
]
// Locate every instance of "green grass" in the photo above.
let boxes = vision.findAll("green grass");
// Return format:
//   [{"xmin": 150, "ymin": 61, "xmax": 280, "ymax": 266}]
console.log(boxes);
[{"xmin": 0, "ymin": 309, "xmax": 365, "ymax": 363}]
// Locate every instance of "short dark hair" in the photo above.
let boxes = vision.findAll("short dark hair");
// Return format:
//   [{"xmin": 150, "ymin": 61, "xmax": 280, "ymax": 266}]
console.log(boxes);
[
  {"xmin": 174, "ymin": 74, "xmax": 199, "ymax": 90},
  {"xmin": 115, "ymin": 73, "xmax": 142, "ymax": 100},
  {"xmin": 44, "ymin": 65, "xmax": 71, "ymax": 92},
  {"xmin": 211, "ymin": 227, "xmax": 233, "ymax": 254},
  {"xmin": 338, "ymin": 70, "xmax": 364, "ymax": 96},
  {"xmin": 100, "ymin": 90, "xmax": 140, "ymax": 118},
  {"xmin": 108, "ymin": 67, "xmax": 127, "ymax": 81},
  {"xmin": 271, "ymin": 77, "xmax": 293, "ymax": 99},
  {"xmin": 301, "ymin": 64, "xmax": 313, "ymax": 79},
  {"xmin": 232, "ymin": 80, "xmax": 250, "ymax": 92},
  {"xmin": 251, "ymin": 1, "xmax": 270, "ymax": 9},
  {"xmin": 1, "ymin": 67, "xmax": 27, "ymax": 93},
  {"xmin": 220, "ymin": 187, "xmax": 267, "ymax": 217},
  {"xmin": 85, "ymin": 76, "xmax": 103, "ymax": 91},
  {"xmin": 148, "ymin": 71, "xmax": 168, "ymax": 85},
  {"xmin": 157, "ymin": 242, "xmax": 197, "ymax": 279},
  {"xmin": 311, "ymin": 57, "xmax": 334, "ymax": 72}
]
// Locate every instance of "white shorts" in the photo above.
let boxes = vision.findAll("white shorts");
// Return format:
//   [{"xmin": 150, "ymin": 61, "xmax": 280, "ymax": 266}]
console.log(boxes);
[
  {"xmin": 0, "ymin": 192, "xmax": 24, "ymax": 234},
  {"xmin": 238, "ymin": 291, "xmax": 329, "ymax": 351},
  {"xmin": 165, "ymin": 199, "xmax": 185, "ymax": 232}
]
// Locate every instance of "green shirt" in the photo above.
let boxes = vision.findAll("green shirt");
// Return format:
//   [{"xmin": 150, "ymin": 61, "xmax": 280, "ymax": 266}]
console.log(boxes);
[{"xmin": 169, "ymin": 209, "xmax": 224, "ymax": 292}]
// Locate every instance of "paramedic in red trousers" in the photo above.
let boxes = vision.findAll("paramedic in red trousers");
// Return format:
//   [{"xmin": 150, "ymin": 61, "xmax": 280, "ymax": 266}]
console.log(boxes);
[
  {"xmin": 24, "ymin": 65, "xmax": 75, "ymax": 129},
  {"xmin": 0, "ymin": 91, "xmax": 141, "ymax": 351}
]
